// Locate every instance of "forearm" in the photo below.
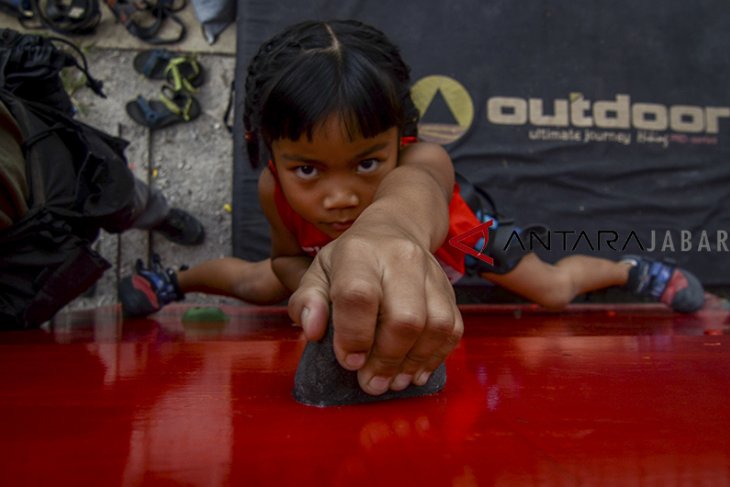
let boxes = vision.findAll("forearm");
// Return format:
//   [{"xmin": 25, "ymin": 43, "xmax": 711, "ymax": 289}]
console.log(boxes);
[
  {"xmin": 354, "ymin": 163, "xmax": 452, "ymax": 252},
  {"xmin": 272, "ymin": 255, "xmax": 313, "ymax": 292},
  {"xmin": 178, "ymin": 257, "xmax": 289, "ymax": 304}
]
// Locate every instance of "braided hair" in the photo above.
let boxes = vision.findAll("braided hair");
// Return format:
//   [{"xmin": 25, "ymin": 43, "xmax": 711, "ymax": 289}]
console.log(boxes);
[{"xmin": 243, "ymin": 19, "xmax": 420, "ymax": 168}]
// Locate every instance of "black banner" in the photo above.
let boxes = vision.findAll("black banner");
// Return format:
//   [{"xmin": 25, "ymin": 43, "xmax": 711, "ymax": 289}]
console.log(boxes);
[{"xmin": 233, "ymin": 0, "xmax": 730, "ymax": 286}]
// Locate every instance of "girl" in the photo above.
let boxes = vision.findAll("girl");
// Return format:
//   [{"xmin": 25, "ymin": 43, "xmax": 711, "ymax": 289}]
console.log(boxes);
[{"xmin": 120, "ymin": 19, "xmax": 704, "ymax": 396}]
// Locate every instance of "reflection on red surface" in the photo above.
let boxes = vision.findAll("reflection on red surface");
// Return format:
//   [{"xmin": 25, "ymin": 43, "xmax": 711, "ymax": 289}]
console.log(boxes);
[{"xmin": 0, "ymin": 297, "xmax": 729, "ymax": 485}]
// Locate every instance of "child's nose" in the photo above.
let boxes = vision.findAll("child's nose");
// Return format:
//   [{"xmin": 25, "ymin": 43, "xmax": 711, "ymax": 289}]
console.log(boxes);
[{"xmin": 323, "ymin": 187, "xmax": 359, "ymax": 210}]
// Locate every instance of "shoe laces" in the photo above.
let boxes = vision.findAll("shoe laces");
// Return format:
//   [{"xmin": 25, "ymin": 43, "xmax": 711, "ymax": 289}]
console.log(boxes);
[
  {"xmin": 135, "ymin": 253, "xmax": 181, "ymax": 303},
  {"xmin": 632, "ymin": 258, "xmax": 674, "ymax": 299}
]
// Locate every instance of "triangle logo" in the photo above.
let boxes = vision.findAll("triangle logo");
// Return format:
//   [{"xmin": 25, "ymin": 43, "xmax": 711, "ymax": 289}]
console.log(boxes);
[{"xmin": 448, "ymin": 219, "xmax": 495, "ymax": 267}]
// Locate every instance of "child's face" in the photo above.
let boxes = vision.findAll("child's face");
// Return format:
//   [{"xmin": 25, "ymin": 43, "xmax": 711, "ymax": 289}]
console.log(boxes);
[{"xmin": 271, "ymin": 115, "xmax": 400, "ymax": 238}]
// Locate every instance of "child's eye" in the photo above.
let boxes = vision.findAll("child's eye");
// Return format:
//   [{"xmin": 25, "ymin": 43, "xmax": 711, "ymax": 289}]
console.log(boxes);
[
  {"xmin": 294, "ymin": 165, "xmax": 319, "ymax": 179},
  {"xmin": 357, "ymin": 159, "xmax": 380, "ymax": 174}
]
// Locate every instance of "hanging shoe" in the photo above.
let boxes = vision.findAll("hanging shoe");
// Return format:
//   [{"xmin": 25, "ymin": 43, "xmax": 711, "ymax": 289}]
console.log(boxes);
[
  {"xmin": 153, "ymin": 207, "xmax": 205, "ymax": 246},
  {"xmin": 118, "ymin": 254, "xmax": 184, "ymax": 317},
  {"xmin": 621, "ymin": 255, "xmax": 705, "ymax": 313}
]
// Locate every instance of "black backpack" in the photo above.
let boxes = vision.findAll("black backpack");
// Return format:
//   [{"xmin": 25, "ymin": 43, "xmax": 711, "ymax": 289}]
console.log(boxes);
[
  {"xmin": 0, "ymin": 0, "xmax": 101, "ymax": 36},
  {"xmin": 0, "ymin": 29, "xmax": 137, "ymax": 328}
]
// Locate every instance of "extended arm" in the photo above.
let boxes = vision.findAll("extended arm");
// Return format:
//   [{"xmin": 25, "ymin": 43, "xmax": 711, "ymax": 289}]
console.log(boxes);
[{"xmin": 289, "ymin": 142, "xmax": 464, "ymax": 396}]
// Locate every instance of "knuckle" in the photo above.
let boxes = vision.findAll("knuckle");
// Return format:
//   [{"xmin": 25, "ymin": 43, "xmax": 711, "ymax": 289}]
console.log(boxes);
[
  {"xmin": 427, "ymin": 313, "xmax": 456, "ymax": 340},
  {"xmin": 331, "ymin": 279, "xmax": 379, "ymax": 307},
  {"xmin": 453, "ymin": 314, "xmax": 465, "ymax": 342},
  {"xmin": 445, "ymin": 326, "xmax": 463, "ymax": 349},
  {"xmin": 395, "ymin": 239, "xmax": 427, "ymax": 262},
  {"xmin": 331, "ymin": 235, "xmax": 370, "ymax": 260},
  {"xmin": 389, "ymin": 310, "xmax": 426, "ymax": 338}
]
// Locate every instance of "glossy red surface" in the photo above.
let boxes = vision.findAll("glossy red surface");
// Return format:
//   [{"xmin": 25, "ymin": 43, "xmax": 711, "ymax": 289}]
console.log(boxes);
[{"xmin": 1, "ymin": 298, "xmax": 730, "ymax": 485}]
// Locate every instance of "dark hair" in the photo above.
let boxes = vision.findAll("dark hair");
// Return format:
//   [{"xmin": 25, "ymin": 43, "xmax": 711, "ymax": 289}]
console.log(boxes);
[{"xmin": 243, "ymin": 19, "xmax": 419, "ymax": 168}]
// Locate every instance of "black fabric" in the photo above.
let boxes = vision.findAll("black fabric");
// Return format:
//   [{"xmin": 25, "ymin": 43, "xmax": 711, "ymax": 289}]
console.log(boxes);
[
  {"xmin": 0, "ymin": 92, "xmax": 139, "ymax": 328},
  {"xmin": 0, "ymin": 29, "xmax": 105, "ymax": 114},
  {"xmin": 2, "ymin": 93, "xmax": 138, "ymax": 235},
  {"xmin": 0, "ymin": 29, "xmax": 138, "ymax": 328},
  {"xmin": 0, "ymin": 28, "xmax": 77, "ymax": 114},
  {"xmin": 233, "ymin": 0, "xmax": 730, "ymax": 286},
  {"xmin": 0, "ymin": 208, "xmax": 110, "ymax": 328}
]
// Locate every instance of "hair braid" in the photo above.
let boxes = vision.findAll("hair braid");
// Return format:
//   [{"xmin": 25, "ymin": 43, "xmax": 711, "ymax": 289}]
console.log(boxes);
[{"xmin": 243, "ymin": 28, "xmax": 304, "ymax": 168}]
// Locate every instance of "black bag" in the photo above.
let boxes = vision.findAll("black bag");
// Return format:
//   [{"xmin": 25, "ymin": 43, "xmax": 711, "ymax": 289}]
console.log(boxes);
[
  {"xmin": 0, "ymin": 29, "xmax": 137, "ymax": 328},
  {"xmin": 0, "ymin": 0, "xmax": 101, "ymax": 36},
  {"xmin": 0, "ymin": 28, "xmax": 104, "ymax": 115}
]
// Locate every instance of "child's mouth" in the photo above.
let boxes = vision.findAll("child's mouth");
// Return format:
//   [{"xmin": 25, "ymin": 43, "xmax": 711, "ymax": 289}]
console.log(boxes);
[{"xmin": 330, "ymin": 221, "xmax": 354, "ymax": 232}]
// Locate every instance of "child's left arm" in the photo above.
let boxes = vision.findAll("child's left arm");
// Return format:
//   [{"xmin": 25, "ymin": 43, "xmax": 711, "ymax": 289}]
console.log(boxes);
[{"xmin": 288, "ymin": 142, "xmax": 464, "ymax": 396}]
